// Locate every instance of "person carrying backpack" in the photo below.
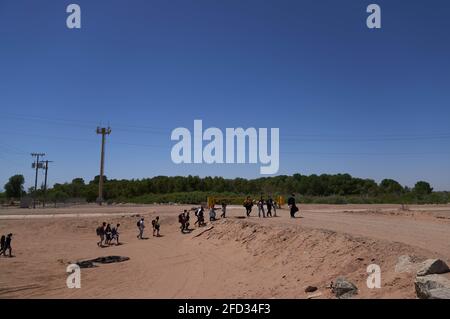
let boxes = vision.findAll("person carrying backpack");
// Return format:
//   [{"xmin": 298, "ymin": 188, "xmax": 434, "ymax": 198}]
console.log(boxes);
[
  {"xmin": 0, "ymin": 233, "xmax": 13, "ymax": 257},
  {"xmin": 111, "ymin": 223, "xmax": 120, "ymax": 245},
  {"xmin": 243, "ymin": 197, "xmax": 253, "ymax": 217},
  {"xmin": 179, "ymin": 211, "xmax": 187, "ymax": 233},
  {"xmin": 105, "ymin": 224, "xmax": 112, "ymax": 245},
  {"xmin": 96, "ymin": 222, "xmax": 106, "ymax": 247},
  {"xmin": 152, "ymin": 216, "xmax": 161, "ymax": 237},
  {"xmin": 195, "ymin": 206, "xmax": 206, "ymax": 227},
  {"xmin": 137, "ymin": 218, "xmax": 145, "ymax": 239},
  {"xmin": 288, "ymin": 193, "xmax": 299, "ymax": 218}
]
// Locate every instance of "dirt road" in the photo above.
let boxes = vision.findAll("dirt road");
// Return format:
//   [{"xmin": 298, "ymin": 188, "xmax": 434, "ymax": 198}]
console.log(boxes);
[{"xmin": 0, "ymin": 204, "xmax": 449, "ymax": 298}]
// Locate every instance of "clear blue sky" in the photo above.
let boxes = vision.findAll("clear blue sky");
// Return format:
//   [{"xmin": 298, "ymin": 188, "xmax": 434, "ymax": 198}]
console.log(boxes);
[{"xmin": 1, "ymin": 0, "xmax": 449, "ymax": 191}]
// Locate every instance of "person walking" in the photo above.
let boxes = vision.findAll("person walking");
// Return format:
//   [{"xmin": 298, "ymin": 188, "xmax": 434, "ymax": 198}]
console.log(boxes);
[
  {"xmin": 105, "ymin": 223, "xmax": 112, "ymax": 245},
  {"xmin": 195, "ymin": 206, "xmax": 206, "ymax": 227},
  {"xmin": 272, "ymin": 200, "xmax": 277, "ymax": 217},
  {"xmin": 152, "ymin": 216, "xmax": 161, "ymax": 237},
  {"xmin": 179, "ymin": 210, "xmax": 187, "ymax": 232},
  {"xmin": 137, "ymin": 218, "xmax": 145, "ymax": 239},
  {"xmin": 111, "ymin": 223, "xmax": 120, "ymax": 245},
  {"xmin": 258, "ymin": 197, "xmax": 266, "ymax": 218},
  {"xmin": 0, "ymin": 234, "xmax": 5, "ymax": 255},
  {"xmin": 266, "ymin": 196, "xmax": 273, "ymax": 217},
  {"xmin": 209, "ymin": 205, "xmax": 219, "ymax": 221},
  {"xmin": 220, "ymin": 202, "xmax": 227, "ymax": 218},
  {"xmin": 0, "ymin": 233, "xmax": 13, "ymax": 257},
  {"xmin": 243, "ymin": 196, "xmax": 253, "ymax": 217},
  {"xmin": 288, "ymin": 193, "xmax": 299, "ymax": 218},
  {"xmin": 96, "ymin": 222, "xmax": 106, "ymax": 247}
]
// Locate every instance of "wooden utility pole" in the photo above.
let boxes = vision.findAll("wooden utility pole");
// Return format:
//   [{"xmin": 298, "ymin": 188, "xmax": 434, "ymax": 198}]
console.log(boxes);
[
  {"xmin": 42, "ymin": 160, "xmax": 53, "ymax": 208},
  {"xmin": 31, "ymin": 153, "xmax": 45, "ymax": 209},
  {"xmin": 96, "ymin": 127, "xmax": 111, "ymax": 205}
]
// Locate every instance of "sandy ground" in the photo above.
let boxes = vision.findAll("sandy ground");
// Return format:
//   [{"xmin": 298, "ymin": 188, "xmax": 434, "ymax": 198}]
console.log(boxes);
[{"xmin": 0, "ymin": 203, "xmax": 449, "ymax": 299}]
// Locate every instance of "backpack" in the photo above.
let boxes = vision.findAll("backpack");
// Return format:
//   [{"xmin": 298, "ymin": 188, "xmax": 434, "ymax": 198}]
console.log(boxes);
[
  {"xmin": 96, "ymin": 227, "xmax": 102, "ymax": 236},
  {"xmin": 137, "ymin": 221, "xmax": 141, "ymax": 227},
  {"xmin": 152, "ymin": 220, "xmax": 156, "ymax": 227}
]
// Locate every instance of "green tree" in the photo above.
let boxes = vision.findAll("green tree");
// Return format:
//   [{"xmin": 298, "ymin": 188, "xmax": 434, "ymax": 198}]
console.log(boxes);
[
  {"xmin": 4, "ymin": 174, "xmax": 25, "ymax": 199},
  {"xmin": 413, "ymin": 181, "xmax": 433, "ymax": 195},
  {"xmin": 48, "ymin": 190, "xmax": 69, "ymax": 207},
  {"xmin": 379, "ymin": 179, "xmax": 404, "ymax": 195}
]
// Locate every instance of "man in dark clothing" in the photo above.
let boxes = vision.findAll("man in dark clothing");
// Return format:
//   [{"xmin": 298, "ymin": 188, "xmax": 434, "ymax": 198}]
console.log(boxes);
[
  {"xmin": 0, "ymin": 233, "xmax": 12, "ymax": 257},
  {"xmin": 288, "ymin": 193, "xmax": 299, "ymax": 218},
  {"xmin": 220, "ymin": 202, "xmax": 227, "ymax": 218},
  {"xmin": 0, "ymin": 235, "xmax": 5, "ymax": 254},
  {"xmin": 152, "ymin": 216, "xmax": 161, "ymax": 237},
  {"xmin": 257, "ymin": 197, "xmax": 265, "ymax": 218},
  {"xmin": 105, "ymin": 224, "xmax": 112, "ymax": 245},
  {"xmin": 243, "ymin": 197, "xmax": 253, "ymax": 217},
  {"xmin": 179, "ymin": 210, "xmax": 187, "ymax": 232},
  {"xmin": 185, "ymin": 212, "xmax": 190, "ymax": 230},
  {"xmin": 266, "ymin": 197, "xmax": 273, "ymax": 217},
  {"xmin": 195, "ymin": 206, "xmax": 206, "ymax": 227}
]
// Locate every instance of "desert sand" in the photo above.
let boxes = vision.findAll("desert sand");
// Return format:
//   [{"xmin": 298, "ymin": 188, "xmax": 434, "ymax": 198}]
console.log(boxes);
[{"xmin": 0, "ymin": 204, "xmax": 449, "ymax": 299}]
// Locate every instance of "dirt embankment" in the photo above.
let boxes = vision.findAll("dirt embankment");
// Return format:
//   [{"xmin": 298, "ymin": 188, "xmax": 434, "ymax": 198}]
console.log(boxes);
[{"xmin": 194, "ymin": 218, "xmax": 434, "ymax": 298}]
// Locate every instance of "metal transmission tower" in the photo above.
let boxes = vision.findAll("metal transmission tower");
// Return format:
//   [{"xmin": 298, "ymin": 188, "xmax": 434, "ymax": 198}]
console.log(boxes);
[
  {"xmin": 96, "ymin": 126, "xmax": 111, "ymax": 205},
  {"xmin": 31, "ymin": 153, "xmax": 45, "ymax": 209}
]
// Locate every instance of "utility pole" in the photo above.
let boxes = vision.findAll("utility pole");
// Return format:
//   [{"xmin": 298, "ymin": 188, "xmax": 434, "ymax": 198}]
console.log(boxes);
[
  {"xmin": 41, "ymin": 160, "xmax": 53, "ymax": 208},
  {"xmin": 31, "ymin": 153, "xmax": 45, "ymax": 209},
  {"xmin": 96, "ymin": 126, "xmax": 111, "ymax": 205}
]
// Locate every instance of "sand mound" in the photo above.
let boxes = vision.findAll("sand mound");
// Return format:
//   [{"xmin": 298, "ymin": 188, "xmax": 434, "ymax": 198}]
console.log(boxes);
[{"xmin": 194, "ymin": 219, "xmax": 431, "ymax": 298}]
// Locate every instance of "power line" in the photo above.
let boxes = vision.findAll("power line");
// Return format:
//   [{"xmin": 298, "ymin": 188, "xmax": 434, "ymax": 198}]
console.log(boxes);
[
  {"xmin": 4, "ymin": 112, "xmax": 450, "ymax": 141},
  {"xmin": 2, "ymin": 113, "xmax": 169, "ymax": 135},
  {"xmin": 0, "ymin": 130, "xmax": 166, "ymax": 148}
]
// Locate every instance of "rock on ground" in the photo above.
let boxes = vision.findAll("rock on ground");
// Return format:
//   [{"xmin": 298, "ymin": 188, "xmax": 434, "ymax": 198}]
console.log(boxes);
[
  {"xmin": 305, "ymin": 286, "xmax": 318, "ymax": 293},
  {"xmin": 332, "ymin": 277, "xmax": 358, "ymax": 299},
  {"xmin": 416, "ymin": 259, "xmax": 450, "ymax": 276},
  {"xmin": 415, "ymin": 274, "xmax": 450, "ymax": 299},
  {"xmin": 395, "ymin": 255, "xmax": 421, "ymax": 273},
  {"xmin": 428, "ymin": 288, "xmax": 450, "ymax": 299}
]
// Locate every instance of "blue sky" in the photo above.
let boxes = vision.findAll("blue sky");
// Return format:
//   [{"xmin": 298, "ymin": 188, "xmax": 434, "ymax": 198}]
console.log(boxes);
[{"xmin": 0, "ymin": 0, "xmax": 449, "ymax": 191}]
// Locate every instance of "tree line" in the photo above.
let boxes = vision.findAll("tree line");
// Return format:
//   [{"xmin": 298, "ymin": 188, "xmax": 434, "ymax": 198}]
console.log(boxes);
[{"xmin": 1, "ymin": 173, "xmax": 448, "ymax": 205}]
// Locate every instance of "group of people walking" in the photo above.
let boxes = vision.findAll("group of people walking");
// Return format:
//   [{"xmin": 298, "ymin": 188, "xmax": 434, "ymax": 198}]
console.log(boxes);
[
  {"xmin": 178, "ymin": 202, "xmax": 228, "ymax": 233},
  {"xmin": 96, "ymin": 216, "xmax": 161, "ymax": 246},
  {"xmin": 137, "ymin": 216, "xmax": 161, "ymax": 239},
  {"xmin": 243, "ymin": 194, "xmax": 299, "ymax": 218},
  {"xmin": 96, "ymin": 222, "xmax": 121, "ymax": 247},
  {"xmin": 243, "ymin": 195, "xmax": 278, "ymax": 218},
  {"xmin": 95, "ymin": 194, "xmax": 299, "ymax": 245},
  {"xmin": 0, "ymin": 233, "xmax": 13, "ymax": 257}
]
